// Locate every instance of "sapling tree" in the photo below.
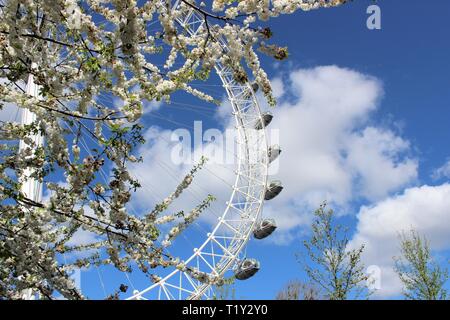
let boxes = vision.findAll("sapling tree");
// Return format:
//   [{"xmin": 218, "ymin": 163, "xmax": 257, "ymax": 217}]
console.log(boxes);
[
  {"xmin": 275, "ymin": 279, "xmax": 322, "ymax": 300},
  {"xmin": 299, "ymin": 202, "xmax": 371, "ymax": 300},
  {"xmin": 0, "ymin": 0, "xmax": 348, "ymax": 299},
  {"xmin": 394, "ymin": 230, "xmax": 448, "ymax": 300},
  {"xmin": 213, "ymin": 276, "xmax": 236, "ymax": 300}
]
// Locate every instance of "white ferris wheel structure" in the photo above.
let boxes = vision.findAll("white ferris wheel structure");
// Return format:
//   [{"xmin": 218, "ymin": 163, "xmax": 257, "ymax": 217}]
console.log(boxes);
[{"xmin": 15, "ymin": 0, "xmax": 284, "ymax": 300}]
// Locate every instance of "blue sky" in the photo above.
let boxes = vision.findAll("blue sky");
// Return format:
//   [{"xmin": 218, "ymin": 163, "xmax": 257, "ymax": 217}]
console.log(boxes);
[
  {"xmin": 267, "ymin": 0, "xmax": 450, "ymax": 176},
  {"xmin": 74, "ymin": 0, "xmax": 450, "ymax": 299},
  {"xmin": 3, "ymin": 0, "xmax": 448, "ymax": 299},
  {"xmin": 230, "ymin": 0, "xmax": 450, "ymax": 299}
]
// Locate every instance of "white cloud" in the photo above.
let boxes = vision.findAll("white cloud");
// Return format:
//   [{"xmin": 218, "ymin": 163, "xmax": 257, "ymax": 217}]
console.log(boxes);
[
  {"xmin": 41, "ymin": 182, "xmax": 100, "ymax": 248},
  {"xmin": 270, "ymin": 77, "xmax": 285, "ymax": 99},
  {"xmin": 126, "ymin": 126, "xmax": 236, "ymax": 232},
  {"xmin": 215, "ymin": 95, "xmax": 233, "ymax": 121},
  {"xmin": 0, "ymin": 77, "xmax": 20, "ymax": 123},
  {"xmin": 125, "ymin": 65, "xmax": 419, "ymax": 246},
  {"xmin": 0, "ymin": 102, "xmax": 19, "ymax": 122},
  {"xmin": 432, "ymin": 159, "xmax": 450, "ymax": 180},
  {"xmin": 349, "ymin": 184, "xmax": 450, "ymax": 298},
  {"xmin": 345, "ymin": 127, "xmax": 417, "ymax": 200},
  {"xmin": 90, "ymin": 65, "xmax": 437, "ymax": 293},
  {"xmin": 66, "ymin": 229, "xmax": 99, "ymax": 247},
  {"xmin": 111, "ymin": 94, "xmax": 163, "ymax": 116},
  {"xmin": 142, "ymin": 99, "xmax": 163, "ymax": 114},
  {"xmin": 5, "ymin": 65, "xmax": 421, "ymax": 249},
  {"xmin": 261, "ymin": 66, "xmax": 418, "ymax": 242}
]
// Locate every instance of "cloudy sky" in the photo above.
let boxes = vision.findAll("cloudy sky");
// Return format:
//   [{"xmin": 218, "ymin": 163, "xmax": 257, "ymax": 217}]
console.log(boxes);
[
  {"xmin": 3, "ymin": 0, "xmax": 449, "ymax": 299},
  {"xmin": 232, "ymin": 0, "xmax": 450, "ymax": 299},
  {"xmin": 107, "ymin": 1, "xmax": 450, "ymax": 299},
  {"xmin": 79, "ymin": 0, "xmax": 450, "ymax": 299}
]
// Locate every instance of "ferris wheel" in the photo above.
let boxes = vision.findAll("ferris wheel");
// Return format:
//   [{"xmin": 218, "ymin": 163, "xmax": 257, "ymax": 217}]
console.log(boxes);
[
  {"xmin": 126, "ymin": 3, "xmax": 284, "ymax": 300},
  {"xmin": 13, "ymin": 0, "xmax": 284, "ymax": 300}
]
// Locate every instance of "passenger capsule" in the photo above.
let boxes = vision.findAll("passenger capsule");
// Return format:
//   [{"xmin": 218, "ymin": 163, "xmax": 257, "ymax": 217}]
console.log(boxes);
[
  {"xmin": 234, "ymin": 258, "xmax": 260, "ymax": 280},
  {"xmin": 251, "ymin": 82, "xmax": 259, "ymax": 93},
  {"xmin": 264, "ymin": 180, "xmax": 283, "ymax": 200},
  {"xmin": 243, "ymin": 82, "xmax": 260, "ymax": 99},
  {"xmin": 254, "ymin": 112, "xmax": 273, "ymax": 130},
  {"xmin": 268, "ymin": 144, "xmax": 281, "ymax": 163},
  {"xmin": 253, "ymin": 218, "xmax": 277, "ymax": 239}
]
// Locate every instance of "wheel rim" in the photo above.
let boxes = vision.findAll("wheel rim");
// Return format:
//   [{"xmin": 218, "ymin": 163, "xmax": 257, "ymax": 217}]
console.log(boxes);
[{"xmin": 126, "ymin": 2, "xmax": 270, "ymax": 300}]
